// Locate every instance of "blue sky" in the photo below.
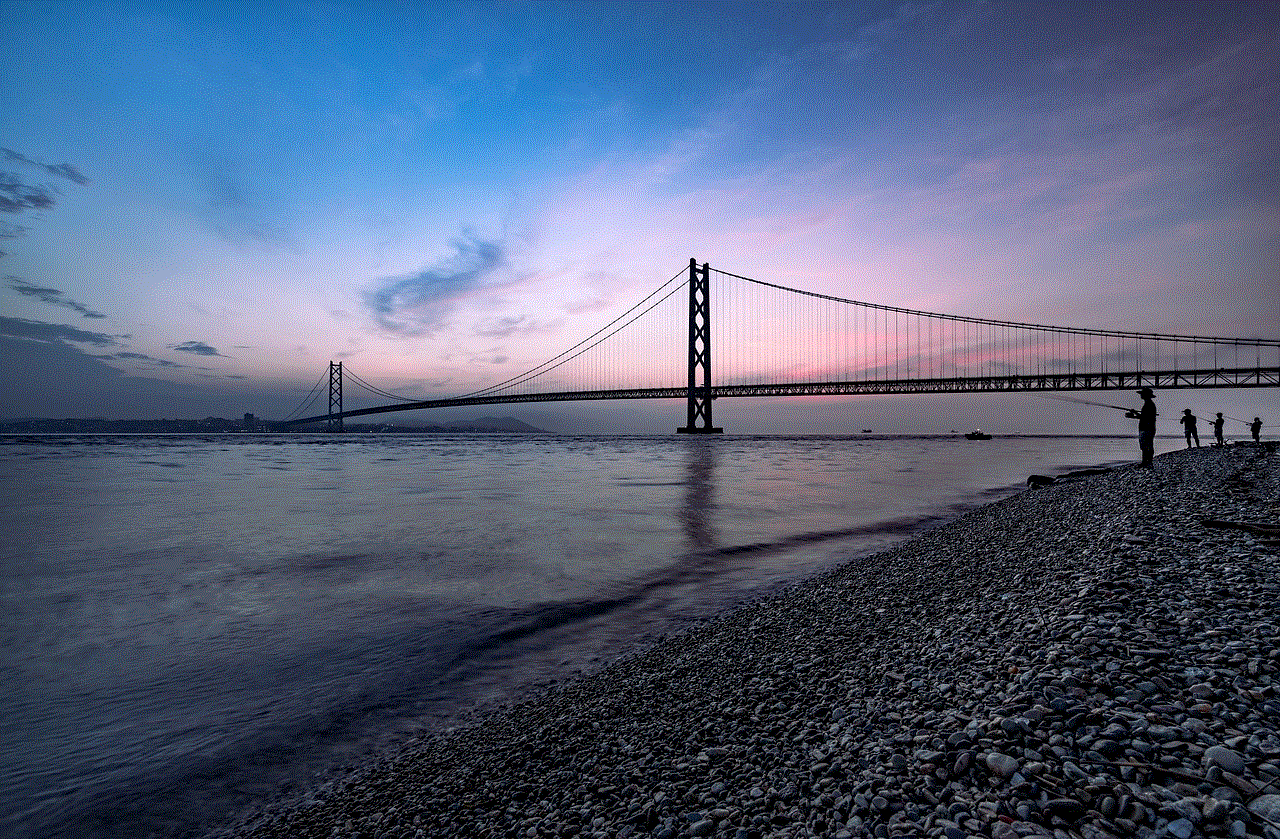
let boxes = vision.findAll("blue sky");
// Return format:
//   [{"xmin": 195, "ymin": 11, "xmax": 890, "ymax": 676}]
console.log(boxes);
[{"xmin": 2, "ymin": 1, "xmax": 1277, "ymax": 433}]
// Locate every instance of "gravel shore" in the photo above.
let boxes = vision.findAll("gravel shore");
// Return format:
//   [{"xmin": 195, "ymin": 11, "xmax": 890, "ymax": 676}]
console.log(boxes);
[{"xmin": 213, "ymin": 444, "xmax": 1279, "ymax": 839}]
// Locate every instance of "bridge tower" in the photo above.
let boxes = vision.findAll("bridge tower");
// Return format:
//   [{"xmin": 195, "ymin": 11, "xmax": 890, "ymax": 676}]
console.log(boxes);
[
  {"xmin": 328, "ymin": 361, "xmax": 343, "ymax": 432},
  {"xmin": 677, "ymin": 258, "xmax": 722, "ymax": 433}
]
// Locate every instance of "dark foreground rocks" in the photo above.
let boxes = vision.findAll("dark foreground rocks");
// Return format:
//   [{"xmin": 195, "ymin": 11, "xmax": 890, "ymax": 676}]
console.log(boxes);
[{"xmin": 212, "ymin": 445, "xmax": 1279, "ymax": 839}]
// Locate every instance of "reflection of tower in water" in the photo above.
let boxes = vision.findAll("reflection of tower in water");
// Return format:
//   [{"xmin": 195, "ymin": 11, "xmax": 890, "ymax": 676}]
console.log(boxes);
[{"xmin": 679, "ymin": 439, "xmax": 720, "ymax": 553}]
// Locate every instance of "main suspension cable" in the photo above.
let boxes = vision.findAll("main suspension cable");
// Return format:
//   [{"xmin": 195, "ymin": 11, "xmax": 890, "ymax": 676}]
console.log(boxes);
[
  {"xmin": 709, "ymin": 267, "xmax": 1280, "ymax": 345},
  {"xmin": 457, "ymin": 266, "xmax": 689, "ymax": 399},
  {"xmin": 280, "ymin": 369, "xmax": 329, "ymax": 421},
  {"xmin": 344, "ymin": 366, "xmax": 418, "ymax": 402}
]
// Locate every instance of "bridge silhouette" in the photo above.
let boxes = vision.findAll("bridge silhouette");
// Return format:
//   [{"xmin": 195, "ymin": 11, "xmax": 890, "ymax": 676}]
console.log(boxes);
[{"xmin": 278, "ymin": 259, "xmax": 1280, "ymax": 432}]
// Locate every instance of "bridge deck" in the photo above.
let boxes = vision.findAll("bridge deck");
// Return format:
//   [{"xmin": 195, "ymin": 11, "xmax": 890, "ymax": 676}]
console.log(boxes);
[{"xmin": 277, "ymin": 366, "xmax": 1279, "ymax": 427}]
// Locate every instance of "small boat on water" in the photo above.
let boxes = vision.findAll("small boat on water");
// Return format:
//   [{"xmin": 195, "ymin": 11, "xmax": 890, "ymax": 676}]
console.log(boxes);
[{"xmin": 964, "ymin": 430, "xmax": 992, "ymax": 440}]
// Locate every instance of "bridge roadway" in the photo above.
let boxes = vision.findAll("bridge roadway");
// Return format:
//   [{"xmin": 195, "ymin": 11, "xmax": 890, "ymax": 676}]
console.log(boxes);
[{"xmin": 276, "ymin": 365, "xmax": 1280, "ymax": 428}]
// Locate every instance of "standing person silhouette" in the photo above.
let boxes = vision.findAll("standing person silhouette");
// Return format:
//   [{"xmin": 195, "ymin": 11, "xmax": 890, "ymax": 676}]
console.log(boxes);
[
  {"xmin": 1213, "ymin": 412, "xmax": 1225, "ymax": 446},
  {"xmin": 1125, "ymin": 387, "xmax": 1157, "ymax": 468},
  {"xmin": 1180, "ymin": 409, "xmax": 1200, "ymax": 448},
  {"xmin": 1252, "ymin": 417, "xmax": 1263, "ymax": 443}
]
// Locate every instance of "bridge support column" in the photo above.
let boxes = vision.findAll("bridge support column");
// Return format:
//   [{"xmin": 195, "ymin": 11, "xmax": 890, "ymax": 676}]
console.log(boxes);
[
  {"xmin": 677, "ymin": 258, "xmax": 722, "ymax": 434},
  {"xmin": 328, "ymin": 361, "xmax": 343, "ymax": 432}
]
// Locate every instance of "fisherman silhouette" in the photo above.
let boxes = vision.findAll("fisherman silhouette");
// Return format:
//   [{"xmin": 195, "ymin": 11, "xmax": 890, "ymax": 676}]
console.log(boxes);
[
  {"xmin": 1213, "ymin": 412, "xmax": 1225, "ymax": 446},
  {"xmin": 1125, "ymin": 387, "xmax": 1157, "ymax": 468},
  {"xmin": 1180, "ymin": 409, "xmax": 1200, "ymax": 448},
  {"xmin": 1252, "ymin": 417, "xmax": 1263, "ymax": 443}
]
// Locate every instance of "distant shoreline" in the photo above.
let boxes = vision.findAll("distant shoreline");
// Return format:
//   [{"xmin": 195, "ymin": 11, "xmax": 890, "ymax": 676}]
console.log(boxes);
[{"xmin": 0, "ymin": 416, "xmax": 546, "ymax": 434}]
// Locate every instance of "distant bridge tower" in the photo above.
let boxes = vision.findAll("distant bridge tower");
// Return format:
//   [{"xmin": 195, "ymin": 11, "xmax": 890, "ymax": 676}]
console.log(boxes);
[
  {"xmin": 677, "ymin": 258, "xmax": 722, "ymax": 433},
  {"xmin": 328, "ymin": 361, "xmax": 343, "ymax": 432}
]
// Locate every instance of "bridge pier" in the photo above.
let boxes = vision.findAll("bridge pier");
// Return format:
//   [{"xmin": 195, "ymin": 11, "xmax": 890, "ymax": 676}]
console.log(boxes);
[{"xmin": 677, "ymin": 258, "xmax": 722, "ymax": 434}]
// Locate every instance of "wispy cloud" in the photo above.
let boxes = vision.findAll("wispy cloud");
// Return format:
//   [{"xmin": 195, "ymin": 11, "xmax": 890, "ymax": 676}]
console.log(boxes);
[
  {"xmin": 0, "ymin": 148, "xmax": 88, "ymax": 217},
  {"xmin": 6, "ymin": 276, "xmax": 106, "ymax": 318},
  {"xmin": 196, "ymin": 156, "xmax": 292, "ymax": 247},
  {"xmin": 908, "ymin": 19, "xmax": 1279, "ymax": 226},
  {"xmin": 1, "ymin": 148, "xmax": 89, "ymax": 258},
  {"xmin": 473, "ymin": 315, "xmax": 527, "ymax": 338},
  {"xmin": 171, "ymin": 340, "xmax": 224, "ymax": 357},
  {"xmin": 828, "ymin": 0, "xmax": 935, "ymax": 64},
  {"xmin": 0, "ymin": 172, "xmax": 55, "ymax": 215},
  {"xmin": 2, "ymin": 148, "xmax": 91, "ymax": 185},
  {"xmin": 98, "ymin": 351, "xmax": 187, "ymax": 369},
  {"xmin": 0, "ymin": 315, "xmax": 122, "ymax": 346},
  {"xmin": 365, "ymin": 234, "xmax": 506, "ymax": 336},
  {"xmin": 473, "ymin": 314, "xmax": 559, "ymax": 338}
]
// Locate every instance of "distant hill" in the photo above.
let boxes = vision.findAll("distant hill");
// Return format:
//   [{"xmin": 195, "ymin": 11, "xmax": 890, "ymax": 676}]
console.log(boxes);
[
  {"xmin": 0, "ymin": 416, "xmax": 547, "ymax": 434},
  {"xmin": 441, "ymin": 417, "xmax": 544, "ymax": 433}
]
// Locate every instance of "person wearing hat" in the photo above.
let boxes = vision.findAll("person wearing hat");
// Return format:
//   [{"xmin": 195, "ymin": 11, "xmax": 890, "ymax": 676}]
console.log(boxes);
[
  {"xmin": 1125, "ymin": 387, "xmax": 1158, "ymax": 467},
  {"xmin": 1252, "ymin": 417, "xmax": 1263, "ymax": 443},
  {"xmin": 1180, "ymin": 408, "xmax": 1200, "ymax": 448},
  {"xmin": 1213, "ymin": 412, "xmax": 1225, "ymax": 446}
]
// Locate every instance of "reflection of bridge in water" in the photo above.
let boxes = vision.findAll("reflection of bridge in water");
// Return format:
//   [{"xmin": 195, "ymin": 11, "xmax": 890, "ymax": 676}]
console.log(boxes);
[{"xmin": 279, "ymin": 259, "xmax": 1280, "ymax": 432}]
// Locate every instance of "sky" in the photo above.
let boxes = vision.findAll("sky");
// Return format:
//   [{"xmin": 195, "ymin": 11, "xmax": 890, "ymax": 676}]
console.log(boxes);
[{"xmin": 2, "ymin": 0, "xmax": 1278, "ymax": 434}]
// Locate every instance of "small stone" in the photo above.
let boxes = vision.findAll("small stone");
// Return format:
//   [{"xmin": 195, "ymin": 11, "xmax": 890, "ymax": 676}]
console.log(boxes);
[
  {"xmin": 1166, "ymin": 818, "xmax": 1195, "ymax": 839},
  {"xmin": 991, "ymin": 822, "xmax": 1018, "ymax": 839},
  {"xmin": 1204, "ymin": 745, "xmax": 1247, "ymax": 775},
  {"xmin": 1249, "ymin": 795, "xmax": 1280, "ymax": 824},
  {"xmin": 1212, "ymin": 786, "xmax": 1243, "ymax": 803},
  {"xmin": 1044, "ymin": 798, "xmax": 1085, "ymax": 820},
  {"xmin": 1203, "ymin": 797, "xmax": 1231, "ymax": 822},
  {"xmin": 1165, "ymin": 797, "xmax": 1204, "ymax": 825},
  {"xmin": 1094, "ymin": 738, "xmax": 1122, "ymax": 757},
  {"xmin": 985, "ymin": 752, "xmax": 1020, "ymax": 778}
]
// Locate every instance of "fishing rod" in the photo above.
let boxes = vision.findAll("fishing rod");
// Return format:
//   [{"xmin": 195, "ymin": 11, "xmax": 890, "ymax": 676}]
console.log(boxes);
[
  {"xmin": 1035, "ymin": 393, "xmax": 1136, "ymax": 413},
  {"xmin": 1174, "ymin": 411, "xmax": 1269, "ymax": 426},
  {"xmin": 1038, "ymin": 393, "xmax": 1275, "ymax": 427}
]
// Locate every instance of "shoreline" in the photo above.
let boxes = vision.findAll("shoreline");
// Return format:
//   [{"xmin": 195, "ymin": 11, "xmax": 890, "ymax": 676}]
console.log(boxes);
[{"xmin": 212, "ymin": 444, "xmax": 1279, "ymax": 839}]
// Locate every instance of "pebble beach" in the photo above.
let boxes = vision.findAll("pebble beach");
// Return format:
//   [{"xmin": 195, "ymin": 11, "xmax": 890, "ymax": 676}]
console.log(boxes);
[{"xmin": 212, "ymin": 443, "xmax": 1280, "ymax": 839}]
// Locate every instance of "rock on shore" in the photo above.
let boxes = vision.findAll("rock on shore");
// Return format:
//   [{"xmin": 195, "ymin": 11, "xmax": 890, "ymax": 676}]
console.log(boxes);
[{"xmin": 212, "ymin": 445, "xmax": 1279, "ymax": 839}]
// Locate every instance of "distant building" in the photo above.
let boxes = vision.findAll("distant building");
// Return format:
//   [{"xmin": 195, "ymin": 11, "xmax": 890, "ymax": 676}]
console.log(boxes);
[{"xmin": 244, "ymin": 413, "xmax": 256, "ymax": 431}]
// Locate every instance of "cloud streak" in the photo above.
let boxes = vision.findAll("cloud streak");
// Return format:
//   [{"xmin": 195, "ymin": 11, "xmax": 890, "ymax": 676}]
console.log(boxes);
[
  {"xmin": 6, "ymin": 276, "xmax": 106, "ymax": 318},
  {"xmin": 2, "ymin": 148, "xmax": 91, "ymax": 185},
  {"xmin": 0, "ymin": 148, "xmax": 89, "ymax": 217},
  {"xmin": 1, "ymin": 147, "xmax": 89, "ymax": 258},
  {"xmin": 98, "ymin": 351, "xmax": 188, "ymax": 369},
  {"xmin": 195, "ymin": 156, "xmax": 292, "ymax": 247},
  {"xmin": 0, "ymin": 315, "xmax": 122, "ymax": 346},
  {"xmin": 0, "ymin": 172, "xmax": 55, "ymax": 215},
  {"xmin": 171, "ymin": 340, "xmax": 224, "ymax": 357},
  {"xmin": 365, "ymin": 234, "xmax": 505, "ymax": 336}
]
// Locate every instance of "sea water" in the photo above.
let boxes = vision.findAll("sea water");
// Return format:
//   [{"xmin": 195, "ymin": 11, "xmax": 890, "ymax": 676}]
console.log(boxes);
[{"xmin": 0, "ymin": 432, "xmax": 1175, "ymax": 838}]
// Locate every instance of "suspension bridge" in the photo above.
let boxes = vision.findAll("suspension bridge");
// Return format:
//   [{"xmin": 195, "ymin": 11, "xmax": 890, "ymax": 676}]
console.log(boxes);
[{"xmin": 277, "ymin": 259, "xmax": 1280, "ymax": 433}]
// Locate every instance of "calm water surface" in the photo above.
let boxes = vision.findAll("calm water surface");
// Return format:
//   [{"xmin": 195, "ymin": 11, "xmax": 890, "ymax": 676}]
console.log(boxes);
[{"xmin": 0, "ymin": 432, "xmax": 1174, "ymax": 838}]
